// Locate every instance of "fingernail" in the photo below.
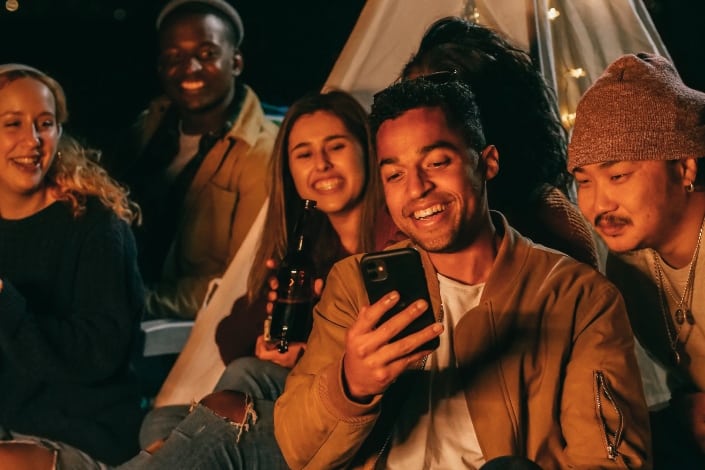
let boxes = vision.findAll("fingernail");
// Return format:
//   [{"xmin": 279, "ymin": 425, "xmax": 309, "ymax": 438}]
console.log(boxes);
[
  {"xmin": 416, "ymin": 300, "xmax": 427, "ymax": 310},
  {"xmin": 386, "ymin": 292, "xmax": 399, "ymax": 303},
  {"xmin": 432, "ymin": 323, "xmax": 443, "ymax": 333}
]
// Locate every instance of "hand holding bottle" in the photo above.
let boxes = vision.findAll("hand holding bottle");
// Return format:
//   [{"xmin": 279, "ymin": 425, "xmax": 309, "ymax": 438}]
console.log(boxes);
[
  {"xmin": 268, "ymin": 199, "xmax": 317, "ymax": 353},
  {"xmin": 255, "ymin": 334, "xmax": 306, "ymax": 368},
  {"xmin": 265, "ymin": 258, "xmax": 324, "ymax": 314}
]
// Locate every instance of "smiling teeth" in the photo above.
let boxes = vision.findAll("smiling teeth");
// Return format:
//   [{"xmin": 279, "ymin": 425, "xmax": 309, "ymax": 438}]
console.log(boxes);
[
  {"xmin": 13, "ymin": 157, "xmax": 40, "ymax": 165},
  {"xmin": 313, "ymin": 179, "xmax": 341, "ymax": 191},
  {"xmin": 413, "ymin": 204, "xmax": 445, "ymax": 219},
  {"xmin": 182, "ymin": 81, "xmax": 204, "ymax": 90}
]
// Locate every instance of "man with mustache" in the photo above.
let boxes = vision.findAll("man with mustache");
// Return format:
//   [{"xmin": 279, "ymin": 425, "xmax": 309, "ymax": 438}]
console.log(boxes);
[
  {"xmin": 569, "ymin": 52, "xmax": 705, "ymax": 467},
  {"xmin": 273, "ymin": 77, "xmax": 650, "ymax": 469},
  {"xmin": 109, "ymin": 0, "xmax": 277, "ymax": 320}
]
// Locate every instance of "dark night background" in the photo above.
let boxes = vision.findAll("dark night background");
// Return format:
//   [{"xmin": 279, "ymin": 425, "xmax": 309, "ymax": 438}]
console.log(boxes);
[{"xmin": 0, "ymin": 0, "xmax": 703, "ymax": 149}]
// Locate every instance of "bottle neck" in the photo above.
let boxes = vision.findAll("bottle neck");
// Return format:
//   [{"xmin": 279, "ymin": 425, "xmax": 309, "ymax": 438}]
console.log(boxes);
[
  {"xmin": 287, "ymin": 199, "xmax": 316, "ymax": 255},
  {"xmin": 294, "ymin": 234, "xmax": 306, "ymax": 253}
]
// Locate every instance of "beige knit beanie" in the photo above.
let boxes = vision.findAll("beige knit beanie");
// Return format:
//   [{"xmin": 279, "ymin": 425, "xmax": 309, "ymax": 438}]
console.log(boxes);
[
  {"xmin": 568, "ymin": 52, "xmax": 705, "ymax": 171},
  {"xmin": 0, "ymin": 63, "xmax": 68, "ymax": 123}
]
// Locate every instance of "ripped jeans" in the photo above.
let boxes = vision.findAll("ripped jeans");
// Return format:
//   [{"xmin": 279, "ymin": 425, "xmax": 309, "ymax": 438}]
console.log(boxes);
[
  {"xmin": 120, "ymin": 358, "xmax": 290, "ymax": 469},
  {"xmin": 139, "ymin": 357, "xmax": 290, "ymax": 449},
  {"xmin": 2, "ymin": 402, "xmax": 287, "ymax": 470},
  {"xmin": 13, "ymin": 358, "xmax": 291, "ymax": 469},
  {"xmin": 118, "ymin": 401, "xmax": 288, "ymax": 470}
]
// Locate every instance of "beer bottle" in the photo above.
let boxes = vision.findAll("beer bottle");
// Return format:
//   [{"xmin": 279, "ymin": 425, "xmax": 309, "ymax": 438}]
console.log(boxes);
[{"xmin": 269, "ymin": 199, "xmax": 316, "ymax": 353}]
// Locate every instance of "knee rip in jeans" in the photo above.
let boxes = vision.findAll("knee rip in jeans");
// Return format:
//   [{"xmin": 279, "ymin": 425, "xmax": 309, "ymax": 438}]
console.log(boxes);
[{"xmin": 196, "ymin": 390, "xmax": 258, "ymax": 443}]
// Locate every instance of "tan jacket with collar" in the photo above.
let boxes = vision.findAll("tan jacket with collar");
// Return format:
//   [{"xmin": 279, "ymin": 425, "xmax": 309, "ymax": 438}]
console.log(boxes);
[
  {"xmin": 274, "ymin": 214, "xmax": 651, "ymax": 470},
  {"xmin": 138, "ymin": 86, "xmax": 277, "ymax": 319}
]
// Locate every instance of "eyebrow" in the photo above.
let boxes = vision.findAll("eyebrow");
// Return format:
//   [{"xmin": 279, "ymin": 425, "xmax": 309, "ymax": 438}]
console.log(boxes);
[
  {"xmin": 379, "ymin": 140, "xmax": 461, "ymax": 167},
  {"xmin": 0, "ymin": 111, "xmax": 54, "ymax": 116},
  {"xmin": 573, "ymin": 161, "xmax": 622, "ymax": 173},
  {"xmin": 289, "ymin": 133, "xmax": 350, "ymax": 152}
]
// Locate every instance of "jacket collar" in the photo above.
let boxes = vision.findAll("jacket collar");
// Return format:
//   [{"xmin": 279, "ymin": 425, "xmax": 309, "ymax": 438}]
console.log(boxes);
[
  {"xmin": 148, "ymin": 83, "xmax": 263, "ymax": 150},
  {"xmin": 224, "ymin": 84, "xmax": 268, "ymax": 150},
  {"xmin": 407, "ymin": 211, "xmax": 533, "ymax": 318}
]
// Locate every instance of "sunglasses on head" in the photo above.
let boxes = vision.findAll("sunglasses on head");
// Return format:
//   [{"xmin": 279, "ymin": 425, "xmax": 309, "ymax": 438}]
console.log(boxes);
[
  {"xmin": 412, "ymin": 69, "xmax": 459, "ymax": 84},
  {"xmin": 375, "ymin": 70, "xmax": 459, "ymax": 100}
]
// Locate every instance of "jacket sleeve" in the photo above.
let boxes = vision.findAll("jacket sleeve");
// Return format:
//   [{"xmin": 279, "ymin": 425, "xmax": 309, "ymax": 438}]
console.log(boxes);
[
  {"xmin": 560, "ymin": 274, "xmax": 652, "ymax": 469},
  {"xmin": 274, "ymin": 259, "xmax": 381, "ymax": 470},
  {"xmin": 144, "ymin": 273, "xmax": 210, "ymax": 320}
]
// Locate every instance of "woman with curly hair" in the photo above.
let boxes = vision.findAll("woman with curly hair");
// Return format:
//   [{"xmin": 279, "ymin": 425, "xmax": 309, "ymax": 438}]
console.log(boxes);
[{"xmin": 0, "ymin": 64, "xmax": 144, "ymax": 467}]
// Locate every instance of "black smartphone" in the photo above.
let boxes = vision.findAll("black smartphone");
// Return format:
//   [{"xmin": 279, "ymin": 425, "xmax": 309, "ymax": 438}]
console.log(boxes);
[{"xmin": 359, "ymin": 247, "xmax": 440, "ymax": 351}]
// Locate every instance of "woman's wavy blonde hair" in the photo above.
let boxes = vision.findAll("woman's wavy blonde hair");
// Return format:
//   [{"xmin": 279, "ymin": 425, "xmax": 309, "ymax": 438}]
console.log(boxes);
[{"xmin": 0, "ymin": 64, "xmax": 140, "ymax": 224}]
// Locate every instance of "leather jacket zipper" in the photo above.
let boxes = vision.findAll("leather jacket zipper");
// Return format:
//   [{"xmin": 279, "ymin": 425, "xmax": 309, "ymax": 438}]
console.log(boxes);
[
  {"xmin": 594, "ymin": 370, "xmax": 624, "ymax": 461},
  {"xmin": 373, "ymin": 433, "xmax": 393, "ymax": 469}
]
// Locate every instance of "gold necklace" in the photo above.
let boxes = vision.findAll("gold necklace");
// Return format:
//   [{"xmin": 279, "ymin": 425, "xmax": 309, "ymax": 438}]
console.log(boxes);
[
  {"xmin": 658, "ymin": 254, "xmax": 698, "ymax": 326},
  {"xmin": 652, "ymin": 215, "xmax": 705, "ymax": 364}
]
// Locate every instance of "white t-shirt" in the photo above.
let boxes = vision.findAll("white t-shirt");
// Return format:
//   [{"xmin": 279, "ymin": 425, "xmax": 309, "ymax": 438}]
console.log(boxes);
[
  {"xmin": 386, "ymin": 274, "xmax": 486, "ymax": 470},
  {"xmin": 165, "ymin": 127, "xmax": 201, "ymax": 182}
]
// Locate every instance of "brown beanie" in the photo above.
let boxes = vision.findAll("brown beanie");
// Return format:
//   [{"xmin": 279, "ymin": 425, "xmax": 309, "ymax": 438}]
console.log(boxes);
[{"xmin": 567, "ymin": 52, "xmax": 705, "ymax": 171}]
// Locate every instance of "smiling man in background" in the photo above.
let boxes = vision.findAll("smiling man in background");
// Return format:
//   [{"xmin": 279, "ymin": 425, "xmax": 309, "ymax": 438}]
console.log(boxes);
[{"xmin": 108, "ymin": 0, "xmax": 277, "ymax": 320}]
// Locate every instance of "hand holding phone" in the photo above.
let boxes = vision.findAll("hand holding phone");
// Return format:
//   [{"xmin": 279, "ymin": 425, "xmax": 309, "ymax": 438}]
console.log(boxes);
[
  {"xmin": 341, "ymin": 248, "xmax": 443, "ymax": 402},
  {"xmin": 360, "ymin": 248, "xmax": 440, "ymax": 352}
]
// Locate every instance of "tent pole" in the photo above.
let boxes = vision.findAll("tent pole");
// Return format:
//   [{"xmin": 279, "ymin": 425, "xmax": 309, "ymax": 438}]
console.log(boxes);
[{"xmin": 530, "ymin": 0, "xmax": 558, "ymax": 94}]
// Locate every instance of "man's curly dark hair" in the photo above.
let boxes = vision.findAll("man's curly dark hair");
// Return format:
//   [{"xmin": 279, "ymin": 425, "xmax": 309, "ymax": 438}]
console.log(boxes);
[{"xmin": 370, "ymin": 76, "xmax": 486, "ymax": 154}]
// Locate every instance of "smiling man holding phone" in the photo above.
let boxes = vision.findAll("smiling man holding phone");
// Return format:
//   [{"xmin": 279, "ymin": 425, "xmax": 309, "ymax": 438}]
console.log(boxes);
[{"xmin": 274, "ymin": 77, "xmax": 652, "ymax": 469}]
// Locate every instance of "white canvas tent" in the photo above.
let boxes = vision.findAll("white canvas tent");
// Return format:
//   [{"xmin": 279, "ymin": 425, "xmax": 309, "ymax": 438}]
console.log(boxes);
[{"xmin": 324, "ymin": 0, "xmax": 670, "ymax": 130}]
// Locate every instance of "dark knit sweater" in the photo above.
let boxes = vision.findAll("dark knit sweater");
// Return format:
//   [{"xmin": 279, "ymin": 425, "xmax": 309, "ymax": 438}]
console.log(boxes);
[{"xmin": 0, "ymin": 198, "xmax": 144, "ymax": 464}]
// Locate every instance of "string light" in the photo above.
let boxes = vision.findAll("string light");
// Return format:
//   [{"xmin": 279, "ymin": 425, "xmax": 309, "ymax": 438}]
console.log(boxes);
[
  {"xmin": 5, "ymin": 0, "xmax": 19, "ymax": 12},
  {"xmin": 567, "ymin": 67, "xmax": 586, "ymax": 78},
  {"xmin": 470, "ymin": 7, "xmax": 480, "ymax": 21},
  {"xmin": 561, "ymin": 112, "xmax": 576, "ymax": 129},
  {"xmin": 462, "ymin": 4, "xmax": 480, "ymax": 22},
  {"xmin": 547, "ymin": 8, "xmax": 560, "ymax": 20}
]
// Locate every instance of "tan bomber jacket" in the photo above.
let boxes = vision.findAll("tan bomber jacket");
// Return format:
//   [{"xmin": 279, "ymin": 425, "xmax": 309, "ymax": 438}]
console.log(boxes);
[{"xmin": 274, "ymin": 213, "xmax": 651, "ymax": 470}]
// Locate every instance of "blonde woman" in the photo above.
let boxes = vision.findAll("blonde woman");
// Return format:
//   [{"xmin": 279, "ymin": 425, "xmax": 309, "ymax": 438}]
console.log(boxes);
[{"xmin": 0, "ymin": 64, "xmax": 144, "ymax": 467}]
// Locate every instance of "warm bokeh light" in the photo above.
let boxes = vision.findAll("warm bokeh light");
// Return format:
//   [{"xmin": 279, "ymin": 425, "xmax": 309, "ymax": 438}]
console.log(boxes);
[
  {"xmin": 471, "ymin": 7, "xmax": 480, "ymax": 21},
  {"xmin": 5, "ymin": 0, "xmax": 19, "ymax": 12},
  {"xmin": 547, "ymin": 8, "xmax": 561, "ymax": 20},
  {"xmin": 568, "ymin": 67, "xmax": 586, "ymax": 78},
  {"xmin": 561, "ymin": 112, "xmax": 576, "ymax": 129}
]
